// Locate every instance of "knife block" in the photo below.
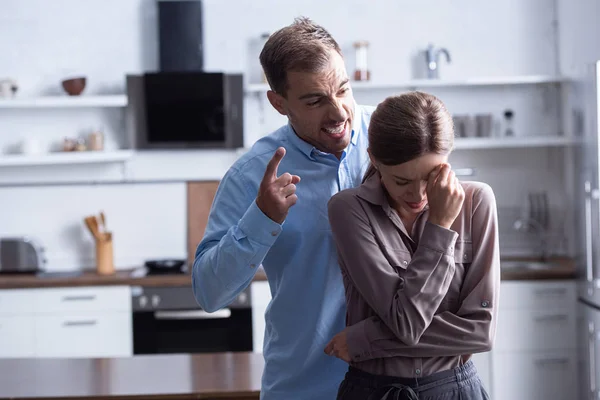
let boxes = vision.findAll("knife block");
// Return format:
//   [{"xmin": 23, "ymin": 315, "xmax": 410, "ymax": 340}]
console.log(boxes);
[{"xmin": 96, "ymin": 233, "xmax": 114, "ymax": 275}]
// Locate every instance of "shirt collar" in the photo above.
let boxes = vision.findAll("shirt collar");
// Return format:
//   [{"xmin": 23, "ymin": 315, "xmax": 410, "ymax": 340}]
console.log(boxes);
[
  {"xmin": 283, "ymin": 102, "xmax": 360, "ymax": 159},
  {"xmin": 357, "ymin": 169, "xmax": 387, "ymax": 206}
]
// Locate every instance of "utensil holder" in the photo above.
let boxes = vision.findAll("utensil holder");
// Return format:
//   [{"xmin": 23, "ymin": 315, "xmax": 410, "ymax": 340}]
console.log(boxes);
[{"xmin": 96, "ymin": 233, "xmax": 114, "ymax": 275}]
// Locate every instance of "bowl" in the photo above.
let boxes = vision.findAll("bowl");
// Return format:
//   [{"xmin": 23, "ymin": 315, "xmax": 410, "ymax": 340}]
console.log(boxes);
[{"xmin": 61, "ymin": 77, "xmax": 86, "ymax": 96}]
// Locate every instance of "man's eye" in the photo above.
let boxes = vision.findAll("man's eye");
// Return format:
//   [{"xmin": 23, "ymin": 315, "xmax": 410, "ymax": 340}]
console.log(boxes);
[
  {"xmin": 307, "ymin": 99, "xmax": 320, "ymax": 106},
  {"xmin": 396, "ymin": 181, "xmax": 409, "ymax": 186}
]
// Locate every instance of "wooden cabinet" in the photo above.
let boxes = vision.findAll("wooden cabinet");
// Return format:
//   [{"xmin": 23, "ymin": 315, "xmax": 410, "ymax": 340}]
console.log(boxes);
[
  {"xmin": 0, "ymin": 286, "xmax": 132, "ymax": 359},
  {"xmin": 491, "ymin": 280, "xmax": 578, "ymax": 400}
]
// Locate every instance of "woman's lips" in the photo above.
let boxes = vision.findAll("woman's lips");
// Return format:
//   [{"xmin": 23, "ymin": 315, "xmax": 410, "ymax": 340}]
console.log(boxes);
[{"xmin": 405, "ymin": 200, "xmax": 426, "ymax": 209}]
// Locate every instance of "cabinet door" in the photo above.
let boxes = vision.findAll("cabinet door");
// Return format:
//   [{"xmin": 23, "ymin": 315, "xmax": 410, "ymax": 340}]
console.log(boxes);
[
  {"xmin": 34, "ymin": 286, "xmax": 131, "ymax": 313},
  {"xmin": 35, "ymin": 312, "xmax": 132, "ymax": 358},
  {"xmin": 495, "ymin": 309, "xmax": 577, "ymax": 352},
  {"xmin": 493, "ymin": 351, "xmax": 577, "ymax": 400},
  {"xmin": 251, "ymin": 280, "xmax": 271, "ymax": 354},
  {"xmin": 0, "ymin": 316, "xmax": 35, "ymax": 358}
]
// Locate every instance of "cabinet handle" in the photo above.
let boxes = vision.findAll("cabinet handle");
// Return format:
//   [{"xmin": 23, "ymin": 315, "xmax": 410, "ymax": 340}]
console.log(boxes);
[
  {"xmin": 533, "ymin": 288, "xmax": 567, "ymax": 296},
  {"xmin": 534, "ymin": 358, "xmax": 569, "ymax": 366},
  {"xmin": 63, "ymin": 320, "xmax": 97, "ymax": 327},
  {"xmin": 534, "ymin": 314, "xmax": 568, "ymax": 322},
  {"xmin": 61, "ymin": 295, "xmax": 96, "ymax": 302},
  {"xmin": 589, "ymin": 322, "xmax": 596, "ymax": 394}
]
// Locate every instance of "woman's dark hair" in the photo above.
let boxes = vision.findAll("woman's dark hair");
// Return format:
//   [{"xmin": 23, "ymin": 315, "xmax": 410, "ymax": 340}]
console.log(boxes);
[{"xmin": 363, "ymin": 91, "xmax": 455, "ymax": 183}]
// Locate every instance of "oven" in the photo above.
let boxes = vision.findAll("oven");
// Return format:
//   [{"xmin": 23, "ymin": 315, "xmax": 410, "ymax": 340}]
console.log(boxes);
[{"xmin": 131, "ymin": 285, "xmax": 253, "ymax": 355}]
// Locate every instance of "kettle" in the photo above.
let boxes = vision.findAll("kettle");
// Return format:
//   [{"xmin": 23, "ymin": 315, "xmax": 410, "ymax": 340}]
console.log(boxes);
[{"xmin": 0, "ymin": 79, "xmax": 18, "ymax": 98}]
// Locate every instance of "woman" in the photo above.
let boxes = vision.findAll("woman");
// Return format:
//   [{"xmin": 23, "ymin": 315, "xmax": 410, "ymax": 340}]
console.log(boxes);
[{"xmin": 326, "ymin": 91, "xmax": 500, "ymax": 400}]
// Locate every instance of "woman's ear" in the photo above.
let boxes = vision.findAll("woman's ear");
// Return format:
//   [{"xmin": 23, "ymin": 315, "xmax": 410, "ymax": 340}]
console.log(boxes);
[{"xmin": 367, "ymin": 148, "xmax": 377, "ymax": 169}]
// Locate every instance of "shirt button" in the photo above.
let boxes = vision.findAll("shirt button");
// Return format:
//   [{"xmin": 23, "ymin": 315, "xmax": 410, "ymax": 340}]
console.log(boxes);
[
  {"xmin": 481, "ymin": 301, "xmax": 489, "ymax": 307},
  {"xmin": 250, "ymin": 264, "xmax": 256, "ymax": 268},
  {"xmin": 403, "ymin": 260, "xmax": 408, "ymax": 265},
  {"xmin": 464, "ymin": 254, "xmax": 468, "ymax": 260},
  {"xmin": 271, "ymin": 231, "xmax": 278, "ymax": 237},
  {"xmin": 415, "ymin": 368, "xmax": 421, "ymax": 375}
]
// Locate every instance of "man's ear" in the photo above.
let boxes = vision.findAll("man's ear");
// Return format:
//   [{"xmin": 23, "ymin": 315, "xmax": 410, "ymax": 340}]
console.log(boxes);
[{"xmin": 267, "ymin": 90, "xmax": 287, "ymax": 116}]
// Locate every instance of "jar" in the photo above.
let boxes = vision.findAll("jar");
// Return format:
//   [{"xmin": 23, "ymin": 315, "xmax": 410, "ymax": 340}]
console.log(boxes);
[
  {"xmin": 75, "ymin": 138, "xmax": 87, "ymax": 152},
  {"xmin": 88, "ymin": 130, "xmax": 104, "ymax": 151},
  {"xmin": 353, "ymin": 41, "xmax": 371, "ymax": 81}
]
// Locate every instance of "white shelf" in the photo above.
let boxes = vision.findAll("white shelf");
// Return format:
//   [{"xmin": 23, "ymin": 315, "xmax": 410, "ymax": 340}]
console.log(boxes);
[
  {"xmin": 0, "ymin": 95, "xmax": 127, "ymax": 109},
  {"xmin": 454, "ymin": 136, "xmax": 579, "ymax": 150},
  {"xmin": 245, "ymin": 75, "xmax": 567, "ymax": 93},
  {"xmin": 0, "ymin": 150, "xmax": 134, "ymax": 167}
]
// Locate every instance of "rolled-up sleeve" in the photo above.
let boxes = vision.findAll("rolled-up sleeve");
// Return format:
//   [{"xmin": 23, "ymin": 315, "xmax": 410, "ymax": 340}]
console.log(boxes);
[
  {"xmin": 328, "ymin": 193, "xmax": 458, "ymax": 347},
  {"xmin": 345, "ymin": 184, "xmax": 501, "ymax": 360}
]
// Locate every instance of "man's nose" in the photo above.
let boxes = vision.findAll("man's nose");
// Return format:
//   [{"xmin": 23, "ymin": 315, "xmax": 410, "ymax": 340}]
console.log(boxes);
[{"xmin": 328, "ymin": 98, "xmax": 347, "ymax": 122}]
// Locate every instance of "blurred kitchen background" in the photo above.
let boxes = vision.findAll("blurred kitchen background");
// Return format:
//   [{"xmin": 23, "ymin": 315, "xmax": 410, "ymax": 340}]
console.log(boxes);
[{"xmin": 0, "ymin": 1, "xmax": 599, "ymax": 400}]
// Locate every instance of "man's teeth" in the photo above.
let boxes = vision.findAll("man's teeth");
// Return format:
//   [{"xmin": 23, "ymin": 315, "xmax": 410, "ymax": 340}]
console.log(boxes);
[{"xmin": 323, "ymin": 124, "xmax": 345, "ymax": 134}]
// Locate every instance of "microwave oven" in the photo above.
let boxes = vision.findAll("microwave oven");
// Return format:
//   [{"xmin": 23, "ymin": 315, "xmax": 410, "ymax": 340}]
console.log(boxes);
[{"xmin": 125, "ymin": 72, "xmax": 244, "ymax": 150}]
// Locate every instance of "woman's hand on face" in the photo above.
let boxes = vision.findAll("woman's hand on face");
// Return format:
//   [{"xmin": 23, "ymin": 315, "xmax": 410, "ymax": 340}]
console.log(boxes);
[{"xmin": 426, "ymin": 163, "xmax": 465, "ymax": 229}]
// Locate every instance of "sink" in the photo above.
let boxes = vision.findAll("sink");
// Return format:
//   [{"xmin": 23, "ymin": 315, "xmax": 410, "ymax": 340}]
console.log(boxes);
[{"xmin": 500, "ymin": 261, "xmax": 562, "ymax": 271}]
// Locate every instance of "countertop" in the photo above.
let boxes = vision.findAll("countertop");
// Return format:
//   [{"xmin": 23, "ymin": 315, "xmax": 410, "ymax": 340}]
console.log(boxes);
[
  {"xmin": 0, "ymin": 352, "xmax": 263, "ymax": 400},
  {"xmin": 0, "ymin": 257, "xmax": 575, "ymax": 290},
  {"xmin": 499, "ymin": 256, "xmax": 577, "ymax": 281},
  {"xmin": 0, "ymin": 268, "xmax": 267, "ymax": 290}
]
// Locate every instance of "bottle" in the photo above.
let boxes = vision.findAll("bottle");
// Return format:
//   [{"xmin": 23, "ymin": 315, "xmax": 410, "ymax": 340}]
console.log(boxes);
[
  {"xmin": 353, "ymin": 41, "xmax": 371, "ymax": 81},
  {"xmin": 503, "ymin": 110, "xmax": 515, "ymax": 137}
]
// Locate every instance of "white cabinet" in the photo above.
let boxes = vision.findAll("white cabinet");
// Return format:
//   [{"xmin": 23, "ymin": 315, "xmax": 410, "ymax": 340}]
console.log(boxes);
[
  {"xmin": 492, "ymin": 280, "xmax": 578, "ymax": 400},
  {"xmin": 0, "ymin": 315, "xmax": 36, "ymax": 357},
  {"xmin": 470, "ymin": 351, "xmax": 492, "ymax": 395},
  {"xmin": 251, "ymin": 280, "xmax": 271, "ymax": 354},
  {"xmin": 35, "ymin": 312, "xmax": 132, "ymax": 358},
  {"xmin": 0, "ymin": 289, "xmax": 37, "ymax": 358},
  {"xmin": 0, "ymin": 286, "xmax": 132, "ymax": 359}
]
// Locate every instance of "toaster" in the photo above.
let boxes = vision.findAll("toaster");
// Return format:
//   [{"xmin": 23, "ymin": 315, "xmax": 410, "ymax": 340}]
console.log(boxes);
[{"xmin": 0, "ymin": 237, "xmax": 46, "ymax": 273}]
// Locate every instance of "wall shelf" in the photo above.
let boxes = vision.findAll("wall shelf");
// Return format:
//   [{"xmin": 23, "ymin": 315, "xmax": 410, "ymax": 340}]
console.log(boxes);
[
  {"xmin": 245, "ymin": 75, "xmax": 568, "ymax": 93},
  {"xmin": 0, "ymin": 95, "xmax": 127, "ymax": 109},
  {"xmin": 453, "ymin": 136, "xmax": 579, "ymax": 150},
  {"xmin": 0, "ymin": 150, "xmax": 134, "ymax": 167}
]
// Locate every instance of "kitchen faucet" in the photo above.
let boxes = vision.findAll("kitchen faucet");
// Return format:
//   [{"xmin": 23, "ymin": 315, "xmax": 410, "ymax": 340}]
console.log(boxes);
[
  {"xmin": 513, "ymin": 217, "xmax": 550, "ymax": 262},
  {"xmin": 425, "ymin": 44, "xmax": 451, "ymax": 79}
]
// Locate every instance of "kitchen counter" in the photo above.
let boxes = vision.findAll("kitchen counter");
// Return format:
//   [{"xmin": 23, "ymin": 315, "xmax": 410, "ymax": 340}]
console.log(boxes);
[
  {"xmin": 0, "ymin": 352, "xmax": 263, "ymax": 400},
  {"xmin": 0, "ymin": 256, "xmax": 575, "ymax": 290},
  {"xmin": 500, "ymin": 256, "xmax": 577, "ymax": 281},
  {"xmin": 0, "ymin": 268, "xmax": 267, "ymax": 290}
]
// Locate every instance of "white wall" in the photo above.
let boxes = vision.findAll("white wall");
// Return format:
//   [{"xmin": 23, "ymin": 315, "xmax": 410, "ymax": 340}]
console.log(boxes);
[{"xmin": 0, "ymin": 0, "xmax": 573, "ymax": 270}]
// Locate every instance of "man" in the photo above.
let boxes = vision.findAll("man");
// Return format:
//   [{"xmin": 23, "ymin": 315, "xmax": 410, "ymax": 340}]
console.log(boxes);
[{"xmin": 192, "ymin": 17, "xmax": 374, "ymax": 399}]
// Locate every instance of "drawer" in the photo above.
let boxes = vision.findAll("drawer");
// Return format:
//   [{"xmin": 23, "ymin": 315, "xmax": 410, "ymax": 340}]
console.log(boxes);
[
  {"xmin": 35, "ymin": 312, "xmax": 132, "ymax": 358},
  {"xmin": 495, "ymin": 308, "xmax": 577, "ymax": 351},
  {"xmin": 0, "ymin": 289, "xmax": 36, "ymax": 315},
  {"xmin": 34, "ymin": 286, "xmax": 131, "ymax": 313},
  {"xmin": 493, "ymin": 351, "xmax": 578, "ymax": 400},
  {"xmin": 0, "ymin": 316, "xmax": 35, "ymax": 357},
  {"xmin": 499, "ymin": 281, "xmax": 576, "ymax": 310}
]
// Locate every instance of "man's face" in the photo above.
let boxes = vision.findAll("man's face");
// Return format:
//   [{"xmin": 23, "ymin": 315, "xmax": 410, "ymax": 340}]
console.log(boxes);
[{"xmin": 268, "ymin": 51, "xmax": 355, "ymax": 158}]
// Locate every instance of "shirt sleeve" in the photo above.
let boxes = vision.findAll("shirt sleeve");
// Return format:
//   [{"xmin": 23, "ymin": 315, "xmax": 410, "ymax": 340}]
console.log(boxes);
[
  {"xmin": 327, "ymin": 193, "xmax": 458, "ymax": 347},
  {"xmin": 191, "ymin": 166, "xmax": 281, "ymax": 312},
  {"xmin": 345, "ymin": 184, "xmax": 501, "ymax": 360}
]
